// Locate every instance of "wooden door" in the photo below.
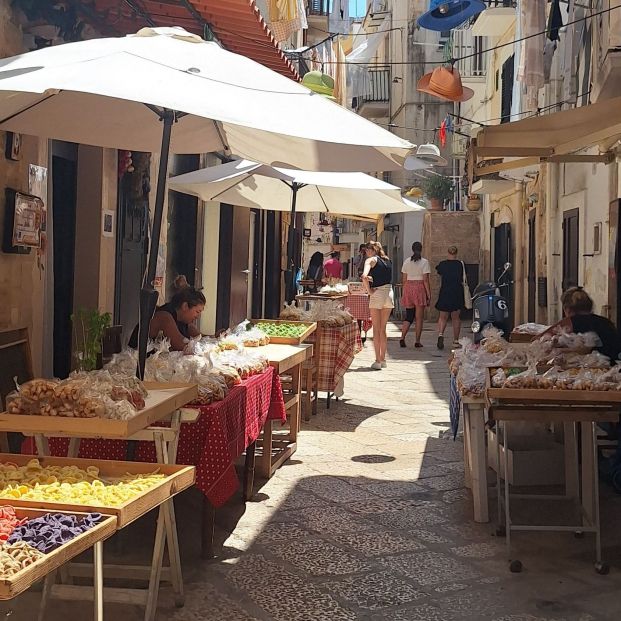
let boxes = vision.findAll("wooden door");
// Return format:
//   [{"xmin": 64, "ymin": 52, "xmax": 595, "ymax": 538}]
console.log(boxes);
[
  {"xmin": 229, "ymin": 206, "xmax": 250, "ymax": 326},
  {"xmin": 494, "ymin": 223, "xmax": 514, "ymax": 330},
  {"xmin": 562, "ymin": 209, "xmax": 579, "ymax": 291},
  {"xmin": 528, "ymin": 210, "xmax": 536, "ymax": 322}
]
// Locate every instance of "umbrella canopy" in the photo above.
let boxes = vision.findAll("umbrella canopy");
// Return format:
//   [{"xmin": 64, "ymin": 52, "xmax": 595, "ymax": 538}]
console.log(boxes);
[
  {"xmin": 0, "ymin": 27, "xmax": 414, "ymax": 172},
  {"xmin": 168, "ymin": 159, "xmax": 424, "ymax": 218}
]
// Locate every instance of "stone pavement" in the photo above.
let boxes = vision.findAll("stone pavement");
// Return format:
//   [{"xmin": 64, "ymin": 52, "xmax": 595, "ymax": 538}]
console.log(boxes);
[{"xmin": 4, "ymin": 323, "xmax": 621, "ymax": 620}]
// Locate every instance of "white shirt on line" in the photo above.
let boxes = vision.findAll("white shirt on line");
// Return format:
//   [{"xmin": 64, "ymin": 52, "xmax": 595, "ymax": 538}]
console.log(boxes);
[{"xmin": 401, "ymin": 257, "xmax": 431, "ymax": 281}]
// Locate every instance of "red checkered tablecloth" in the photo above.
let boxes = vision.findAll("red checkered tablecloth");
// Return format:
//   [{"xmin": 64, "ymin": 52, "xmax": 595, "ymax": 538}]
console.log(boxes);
[
  {"xmin": 45, "ymin": 367, "xmax": 286, "ymax": 508},
  {"xmin": 308, "ymin": 322, "xmax": 363, "ymax": 392},
  {"xmin": 344, "ymin": 294, "xmax": 372, "ymax": 332}
]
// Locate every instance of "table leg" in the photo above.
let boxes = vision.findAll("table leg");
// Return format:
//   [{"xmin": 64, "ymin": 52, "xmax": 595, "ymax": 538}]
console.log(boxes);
[
  {"xmin": 466, "ymin": 404, "xmax": 489, "ymax": 523},
  {"xmin": 564, "ymin": 422, "xmax": 579, "ymax": 499},
  {"xmin": 259, "ymin": 420, "xmax": 273, "ymax": 479},
  {"xmin": 290, "ymin": 364, "xmax": 301, "ymax": 440},
  {"xmin": 144, "ymin": 505, "xmax": 167, "ymax": 621},
  {"xmin": 37, "ymin": 569, "xmax": 56, "ymax": 621},
  {"xmin": 68, "ymin": 437, "xmax": 81, "ymax": 458},
  {"xmin": 94, "ymin": 540, "xmax": 104, "ymax": 621},
  {"xmin": 462, "ymin": 403, "xmax": 472, "ymax": 490},
  {"xmin": 243, "ymin": 441, "xmax": 257, "ymax": 502},
  {"xmin": 581, "ymin": 422, "xmax": 596, "ymax": 526},
  {"xmin": 34, "ymin": 434, "xmax": 49, "ymax": 456},
  {"xmin": 201, "ymin": 497, "xmax": 215, "ymax": 559}
]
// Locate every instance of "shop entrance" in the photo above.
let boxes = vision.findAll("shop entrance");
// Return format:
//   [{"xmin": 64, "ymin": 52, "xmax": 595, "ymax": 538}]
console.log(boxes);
[
  {"xmin": 52, "ymin": 142, "xmax": 78, "ymax": 379},
  {"xmin": 493, "ymin": 222, "xmax": 514, "ymax": 330}
]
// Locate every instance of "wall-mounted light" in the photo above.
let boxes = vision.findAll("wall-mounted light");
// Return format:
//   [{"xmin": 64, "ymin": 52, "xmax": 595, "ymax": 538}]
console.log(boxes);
[
  {"xmin": 438, "ymin": 3, "xmax": 450, "ymax": 14},
  {"xmin": 392, "ymin": 76, "xmax": 402, "ymax": 83}
]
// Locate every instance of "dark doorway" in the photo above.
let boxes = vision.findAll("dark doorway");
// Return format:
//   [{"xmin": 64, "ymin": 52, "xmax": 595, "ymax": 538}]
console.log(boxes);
[
  {"xmin": 562, "ymin": 208, "xmax": 580, "ymax": 291},
  {"xmin": 528, "ymin": 210, "xmax": 536, "ymax": 322},
  {"xmin": 264, "ymin": 212, "xmax": 282, "ymax": 319},
  {"xmin": 251, "ymin": 209, "xmax": 265, "ymax": 319},
  {"xmin": 114, "ymin": 152, "xmax": 149, "ymax": 346},
  {"xmin": 167, "ymin": 155, "xmax": 199, "ymax": 296},
  {"xmin": 494, "ymin": 223, "xmax": 514, "ymax": 330},
  {"xmin": 229, "ymin": 206, "xmax": 251, "ymax": 326},
  {"xmin": 52, "ymin": 143, "xmax": 78, "ymax": 378}
]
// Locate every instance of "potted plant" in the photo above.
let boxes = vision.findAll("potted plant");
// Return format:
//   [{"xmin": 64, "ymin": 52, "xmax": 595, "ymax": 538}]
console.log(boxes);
[
  {"xmin": 72, "ymin": 308, "xmax": 112, "ymax": 372},
  {"xmin": 421, "ymin": 175, "xmax": 454, "ymax": 211},
  {"xmin": 467, "ymin": 195, "xmax": 482, "ymax": 211}
]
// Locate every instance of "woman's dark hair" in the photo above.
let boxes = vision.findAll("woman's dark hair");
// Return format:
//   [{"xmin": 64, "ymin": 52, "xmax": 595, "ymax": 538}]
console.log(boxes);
[
  {"xmin": 411, "ymin": 241, "xmax": 422, "ymax": 263},
  {"xmin": 308, "ymin": 252, "xmax": 323, "ymax": 269},
  {"xmin": 170, "ymin": 275, "xmax": 206, "ymax": 309},
  {"xmin": 561, "ymin": 286, "xmax": 593, "ymax": 314}
]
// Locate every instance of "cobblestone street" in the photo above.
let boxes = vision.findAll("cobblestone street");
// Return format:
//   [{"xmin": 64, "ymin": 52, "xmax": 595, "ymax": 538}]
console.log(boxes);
[{"xmin": 5, "ymin": 324, "xmax": 621, "ymax": 620}]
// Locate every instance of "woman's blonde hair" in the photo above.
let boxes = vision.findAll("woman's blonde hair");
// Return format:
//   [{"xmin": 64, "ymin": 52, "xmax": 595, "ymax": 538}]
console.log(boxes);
[
  {"xmin": 561, "ymin": 287, "xmax": 593, "ymax": 314},
  {"xmin": 366, "ymin": 241, "xmax": 388, "ymax": 259}
]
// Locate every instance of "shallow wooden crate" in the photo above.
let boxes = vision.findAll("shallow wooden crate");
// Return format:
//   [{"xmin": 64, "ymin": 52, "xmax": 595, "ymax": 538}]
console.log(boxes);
[
  {"xmin": 0, "ymin": 507, "xmax": 117, "ymax": 600},
  {"xmin": 0, "ymin": 382, "xmax": 198, "ymax": 439},
  {"xmin": 251, "ymin": 319, "xmax": 317, "ymax": 345},
  {"xmin": 0, "ymin": 454, "xmax": 195, "ymax": 528}
]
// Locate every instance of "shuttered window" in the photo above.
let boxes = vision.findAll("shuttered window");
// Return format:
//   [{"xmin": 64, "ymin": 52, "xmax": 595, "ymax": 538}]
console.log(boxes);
[{"xmin": 500, "ymin": 54, "xmax": 515, "ymax": 124}]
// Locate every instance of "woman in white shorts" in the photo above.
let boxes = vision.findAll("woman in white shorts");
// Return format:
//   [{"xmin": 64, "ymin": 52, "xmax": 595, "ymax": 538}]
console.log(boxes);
[{"xmin": 362, "ymin": 241, "xmax": 394, "ymax": 370}]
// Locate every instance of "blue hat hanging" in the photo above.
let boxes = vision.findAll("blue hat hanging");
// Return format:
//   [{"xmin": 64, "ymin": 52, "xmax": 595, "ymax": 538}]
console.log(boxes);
[{"xmin": 418, "ymin": 1, "xmax": 486, "ymax": 32}]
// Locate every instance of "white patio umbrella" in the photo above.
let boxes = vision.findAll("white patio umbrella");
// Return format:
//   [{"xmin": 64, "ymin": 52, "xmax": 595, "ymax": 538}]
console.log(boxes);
[
  {"xmin": 0, "ymin": 26, "xmax": 416, "ymax": 374},
  {"xmin": 168, "ymin": 159, "xmax": 425, "ymax": 299}
]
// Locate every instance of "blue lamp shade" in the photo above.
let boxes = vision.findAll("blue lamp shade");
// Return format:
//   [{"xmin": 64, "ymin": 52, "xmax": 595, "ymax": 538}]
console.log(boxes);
[{"xmin": 418, "ymin": 0, "xmax": 486, "ymax": 32}]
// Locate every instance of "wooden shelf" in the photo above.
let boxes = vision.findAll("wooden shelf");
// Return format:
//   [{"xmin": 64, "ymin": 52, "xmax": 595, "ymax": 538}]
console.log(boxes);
[
  {"xmin": 0, "ymin": 508, "xmax": 117, "ymax": 600},
  {"xmin": 0, "ymin": 382, "xmax": 198, "ymax": 439},
  {"xmin": 0, "ymin": 454, "xmax": 195, "ymax": 528}
]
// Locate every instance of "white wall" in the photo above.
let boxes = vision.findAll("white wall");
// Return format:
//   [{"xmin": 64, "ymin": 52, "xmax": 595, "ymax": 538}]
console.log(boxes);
[{"xmin": 402, "ymin": 210, "xmax": 424, "ymax": 258}]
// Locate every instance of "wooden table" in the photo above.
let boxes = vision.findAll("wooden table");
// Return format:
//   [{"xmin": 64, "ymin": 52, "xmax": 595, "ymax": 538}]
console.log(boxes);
[
  {"xmin": 14, "ymin": 383, "xmax": 198, "ymax": 621},
  {"xmin": 461, "ymin": 396, "xmax": 489, "ymax": 523},
  {"xmin": 258, "ymin": 343, "xmax": 313, "ymax": 479}
]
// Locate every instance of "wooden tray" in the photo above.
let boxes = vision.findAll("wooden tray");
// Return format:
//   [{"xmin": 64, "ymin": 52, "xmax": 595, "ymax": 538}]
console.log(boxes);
[
  {"xmin": 0, "ymin": 508, "xmax": 117, "ymax": 600},
  {"xmin": 252, "ymin": 319, "xmax": 317, "ymax": 345},
  {"xmin": 0, "ymin": 454, "xmax": 195, "ymax": 528},
  {"xmin": 0, "ymin": 382, "xmax": 198, "ymax": 439},
  {"xmin": 486, "ymin": 368, "xmax": 621, "ymax": 404}
]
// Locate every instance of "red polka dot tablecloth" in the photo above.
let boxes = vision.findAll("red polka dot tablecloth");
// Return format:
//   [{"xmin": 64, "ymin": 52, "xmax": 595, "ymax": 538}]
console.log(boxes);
[{"xmin": 43, "ymin": 367, "xmax": 286, "ymax": 508}]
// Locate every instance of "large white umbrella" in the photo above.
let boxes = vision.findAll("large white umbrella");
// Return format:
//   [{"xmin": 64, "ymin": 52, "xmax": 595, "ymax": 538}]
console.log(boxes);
[
  {"xmin": 168, "ymin": 159, "xmax": 425, "ymax": 299},
  {"xmin": 0, "ymin": 26, "xmax": 416, "ymax": 373}
]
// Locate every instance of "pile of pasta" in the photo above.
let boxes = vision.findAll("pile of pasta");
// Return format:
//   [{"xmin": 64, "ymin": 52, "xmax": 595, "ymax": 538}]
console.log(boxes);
[
  {"xmin": 0, "ymin": 505, "xmax": 103, "ymax": 578},
  {"xmin": 492, "ymin": 365, "xmax": 621, "ymax": 392},
  {"xmin": 280, "ymin": 301, "xmax": 353, "ymax": 327},
  {"xmin": 0, "ymin": 459, "xmax": 165, "ymax": 507},
  {"xmin": 6, "ymin": 372, "xmax": 148, "ymax": 420}
]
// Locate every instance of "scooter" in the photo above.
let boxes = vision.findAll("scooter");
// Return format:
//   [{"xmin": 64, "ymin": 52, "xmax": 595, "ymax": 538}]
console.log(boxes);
[{"xmin": 471, "ymin": 262, "xmax": 512, "ymax": 343}]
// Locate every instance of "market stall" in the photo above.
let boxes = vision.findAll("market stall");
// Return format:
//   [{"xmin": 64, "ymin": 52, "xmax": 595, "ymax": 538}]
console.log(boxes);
[{"xmin": 344, "ymin": 293, "xmax": 372, "ymax": 339}]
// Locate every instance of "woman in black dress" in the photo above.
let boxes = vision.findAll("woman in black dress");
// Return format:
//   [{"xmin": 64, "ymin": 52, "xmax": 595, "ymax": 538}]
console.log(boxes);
[{"xmin": 435, "ymin": 246, "xmax": 464, "ymax": 350}]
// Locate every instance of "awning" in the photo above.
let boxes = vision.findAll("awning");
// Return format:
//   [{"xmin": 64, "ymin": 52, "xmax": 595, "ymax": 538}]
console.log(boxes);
[
  {"xmin": 86, "ymin": 0, "xmax": 299, "ymax": 80},
  {"xmin": 471, "ymin": 95, "xmax": 621, "ymax": 177}
]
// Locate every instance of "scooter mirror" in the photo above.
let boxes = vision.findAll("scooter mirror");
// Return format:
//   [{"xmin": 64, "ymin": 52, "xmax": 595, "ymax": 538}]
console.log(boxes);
[{"xmin": 504, "ymin": 262, "xmax": 512, "ymax": 270}]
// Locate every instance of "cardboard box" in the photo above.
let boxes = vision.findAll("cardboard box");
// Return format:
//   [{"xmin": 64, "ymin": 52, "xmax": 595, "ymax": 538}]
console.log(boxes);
[{"xmin": 487, "ymin": 426, "xmax": 565, "ymax": 486}]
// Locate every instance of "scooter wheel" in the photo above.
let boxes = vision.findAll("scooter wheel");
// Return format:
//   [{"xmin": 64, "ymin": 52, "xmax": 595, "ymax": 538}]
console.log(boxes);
[
  {"xmin": 595, "ymin": 562, "xmax": 610, "ymax": 575},
  {"xmin": 509, "ymin": 560, "xmax": 522, "ymax": 573}
]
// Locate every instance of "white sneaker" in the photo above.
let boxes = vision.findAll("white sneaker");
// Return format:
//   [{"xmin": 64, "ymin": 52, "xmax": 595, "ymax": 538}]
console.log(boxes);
[
  {"xmin": 371, "ymin": 361, "xmax": 382, "ymax": 370},
  {"xmin": 381, "ymin": 361, "xmax": 387, "ymax": 368}
]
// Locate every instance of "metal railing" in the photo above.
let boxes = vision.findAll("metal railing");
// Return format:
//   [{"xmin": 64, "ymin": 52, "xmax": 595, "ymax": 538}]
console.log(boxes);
[
  {"xmin": 359, "ymin": 66, "xmax": 390, "ymax": 104},
  {"xmin": 453, "ymin": 28, "xmax": 487, "ymax": 78},
  {"xmin": 307, "ymin": 0, "xmax": 329, "ymax": 16}
]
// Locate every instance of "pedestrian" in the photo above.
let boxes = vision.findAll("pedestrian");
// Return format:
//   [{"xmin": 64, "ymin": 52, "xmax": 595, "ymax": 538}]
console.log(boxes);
[
  {"xmin": 306, "ymin": 251, "xmax": 324, "ymax": 285},
  {"xmin": 435, "ymin": 245, "xmax": 465, "ymax": 350},
  {"xmin": 323, "ymin": 251, "xmax": 343, "ymax": 280},
  {"xmin": 362, "ymin": 241, "xmax": 393, "ymax": 369},
  {"xmin": 400, "ymin": 242, "xmax": 431, "ymax": 348},
  {"xmin": 353, "ymin": 243, "xmax": 367, "ymax": 278}
]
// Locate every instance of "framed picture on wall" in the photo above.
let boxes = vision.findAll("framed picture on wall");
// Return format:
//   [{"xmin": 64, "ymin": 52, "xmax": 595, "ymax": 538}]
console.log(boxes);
[
  {"xmin": 5, "ymin": 132, "xmax": 21, "ymax": 161},
  {"xmin": 2, "ymin": 190, "xmax": 43, "ymax": 253}
]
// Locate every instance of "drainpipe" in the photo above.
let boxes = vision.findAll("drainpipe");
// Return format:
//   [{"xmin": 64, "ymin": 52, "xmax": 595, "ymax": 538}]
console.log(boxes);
[{"xmin": 546, "ymin": 162, "xmax": 560, "ymax": 324}]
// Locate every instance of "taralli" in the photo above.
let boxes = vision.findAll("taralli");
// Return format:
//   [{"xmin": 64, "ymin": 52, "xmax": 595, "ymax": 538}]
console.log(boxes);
[
  {"xmin": 0, "ymin": 541, "xmax": 44, "ymax": 578},
  {"xmin": 19, "ymin": 380, "xmax": 58, "ymax": 401}
]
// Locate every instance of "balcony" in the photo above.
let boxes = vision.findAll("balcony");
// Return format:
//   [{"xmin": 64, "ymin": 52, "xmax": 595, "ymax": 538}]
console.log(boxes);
[
  {"xmin": 472, "ymin": 2, "xmax": 516, "ymax": 37},
  {"xmin": 353, "ymin": 66, "xmax": 390, "ymax": 119},
  {"xmin": 307, "ymin": 0, "xmax": 329, "ymax": 30},
  {"xmin": 591, "ymin": 1, "xmax": 621, "ymax": 101},
  {"xmin": 453, "ymin": 28, "xmax": 487, "ymax": 80}
]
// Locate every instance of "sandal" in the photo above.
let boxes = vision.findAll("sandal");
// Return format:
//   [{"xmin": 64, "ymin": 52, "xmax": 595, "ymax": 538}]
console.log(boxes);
[
  {"xmin": 399, "ymin": 339, "xmax": 406, "ymax": 348},
  {"xmin": 415, "ymin": 342, "xmax": 423, "ymax": 348}
]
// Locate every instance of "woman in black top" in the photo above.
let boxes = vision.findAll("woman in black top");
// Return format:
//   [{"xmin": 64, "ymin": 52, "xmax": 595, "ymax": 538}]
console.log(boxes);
[
  {"xmin": 545, "ymin": 287, "xmax": 621, "ymax": 361},
  {"xmin": 435, "ymin": 246, "xmax": 465, "ymax": 350},
  {"xmin": 128, "ymin": 276, "xmax": 206, "ymax": 351},
  {"xmin": 306, "ymin": 252, "xmax": 324, "ymax": 290},
  {"xmin": 362, "ymin": 241, "xmax": 393, "ymax": 370}
]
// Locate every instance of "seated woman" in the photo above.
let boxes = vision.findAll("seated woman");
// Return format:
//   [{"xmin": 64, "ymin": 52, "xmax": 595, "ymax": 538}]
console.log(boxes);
[
  {"xmin": 129, "ymin": 276, "xmax": 206, "ymax": 351},
  {"xmin": 544, "ymin": 287, "xmax": 621, "ymax": 362}
]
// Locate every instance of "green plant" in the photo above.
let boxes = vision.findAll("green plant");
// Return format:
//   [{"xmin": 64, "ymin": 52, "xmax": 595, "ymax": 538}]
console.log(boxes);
[
  {"xmin": 72, "ymin": 308, "xmax": 112, "ymax": 372},
  {"xmin": 421, "ymin": 175, "xmax": 455, "ymax": 202}
]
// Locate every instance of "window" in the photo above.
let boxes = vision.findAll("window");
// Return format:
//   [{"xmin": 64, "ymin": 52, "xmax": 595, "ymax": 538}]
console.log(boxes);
[{"xmin": 500, "ymin": 54, "xmax": 515, "ymax": 124}]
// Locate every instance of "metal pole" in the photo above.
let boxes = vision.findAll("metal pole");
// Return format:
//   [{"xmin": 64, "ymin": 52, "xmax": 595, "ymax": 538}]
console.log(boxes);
[
  {"xmin": 138, "ymin": 109, "xmax": 175, "ymax": 378},
  {"xmin": 286, "ymin": 183, "xmax": 299, "ymax": 302}
]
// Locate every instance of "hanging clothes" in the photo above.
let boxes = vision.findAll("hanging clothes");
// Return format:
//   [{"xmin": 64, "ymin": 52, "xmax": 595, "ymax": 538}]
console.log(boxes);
[
  {"xmin": 561, "ymin": 0, "xmax": 583, "ymax": 103},
  {"xmin": 332, "ymin": 38, "xmax": 348, "ymax": 106},
  {"xmin": 329, "ymin": 0, "xmax": 351, "ymax": 35},
  {"xmin": 439, "ymin": 118, "xmax": 447, "ymax": 147},
  {"xmin": 269, "ymin": 0, "xmax": 307, "ymax": 43},
  {"xmin": 268, "ymin": 0, "xmax": 297, "ymax": 22},
  {"xmin": 547, "ymin": 0, "xmax": 563, "ymax": 42},
  {"xmin": 517, "ymin": 0, "xmax": 545, "ymax": 112}
]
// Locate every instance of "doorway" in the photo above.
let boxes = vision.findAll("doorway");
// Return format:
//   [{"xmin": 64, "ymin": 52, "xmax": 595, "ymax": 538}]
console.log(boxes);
[
  {"xmin": 229, "ymin": 206, "xmax": 251, "ymax": 326},
  {"xmin": 528, "ymin": 210, "xmax": 536, "ymax": 322},
  {"xmin": 494, "ymin": 222, "xmax": 514, "ymax": 329},
  {"xmin": 562, "ymin": 208, "xmax": 579, "ymax": 291},
  {"xmin": 52, "ymin": 143, "xmax": 78, "ymax": 379}
]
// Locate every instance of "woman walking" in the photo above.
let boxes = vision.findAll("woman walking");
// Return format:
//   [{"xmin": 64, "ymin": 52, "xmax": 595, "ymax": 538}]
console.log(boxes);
[
  {"xmin": 435, "ymin": 245, "xmax": 465, "ymax": 350},
  {"xmin": 400, "ymin": 242, "xmax": 431, "ymax": 348},
  {"xmin": 362, "ymin": 241, "xmax": 394, "ymax": 370}
]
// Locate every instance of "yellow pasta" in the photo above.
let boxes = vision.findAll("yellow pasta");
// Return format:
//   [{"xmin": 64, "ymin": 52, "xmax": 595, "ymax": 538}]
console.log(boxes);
[{"xmin": 0, "ymin": 460, "xmax": 165, "ymax": 507}]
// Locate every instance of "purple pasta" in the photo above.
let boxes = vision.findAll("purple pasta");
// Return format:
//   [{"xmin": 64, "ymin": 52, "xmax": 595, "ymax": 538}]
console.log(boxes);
[{"xmin": 7, "ymin": 513, "xmax": 102, "ymax": 553}]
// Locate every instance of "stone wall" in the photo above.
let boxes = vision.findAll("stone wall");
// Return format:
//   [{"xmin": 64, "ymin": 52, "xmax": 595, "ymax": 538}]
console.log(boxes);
[{"xmin": 421, "ymin": 211, "xmax": 481, "ymax": 321}]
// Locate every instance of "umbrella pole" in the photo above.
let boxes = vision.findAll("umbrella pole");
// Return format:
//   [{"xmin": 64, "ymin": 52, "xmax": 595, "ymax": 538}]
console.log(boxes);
[
  {"xmin": 138, "ymin": 109, "xmax": 175, "ymax": 378},
  {"xmin": 286, "ymin": 183, "xmax": 299, "ymax": 303}
]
